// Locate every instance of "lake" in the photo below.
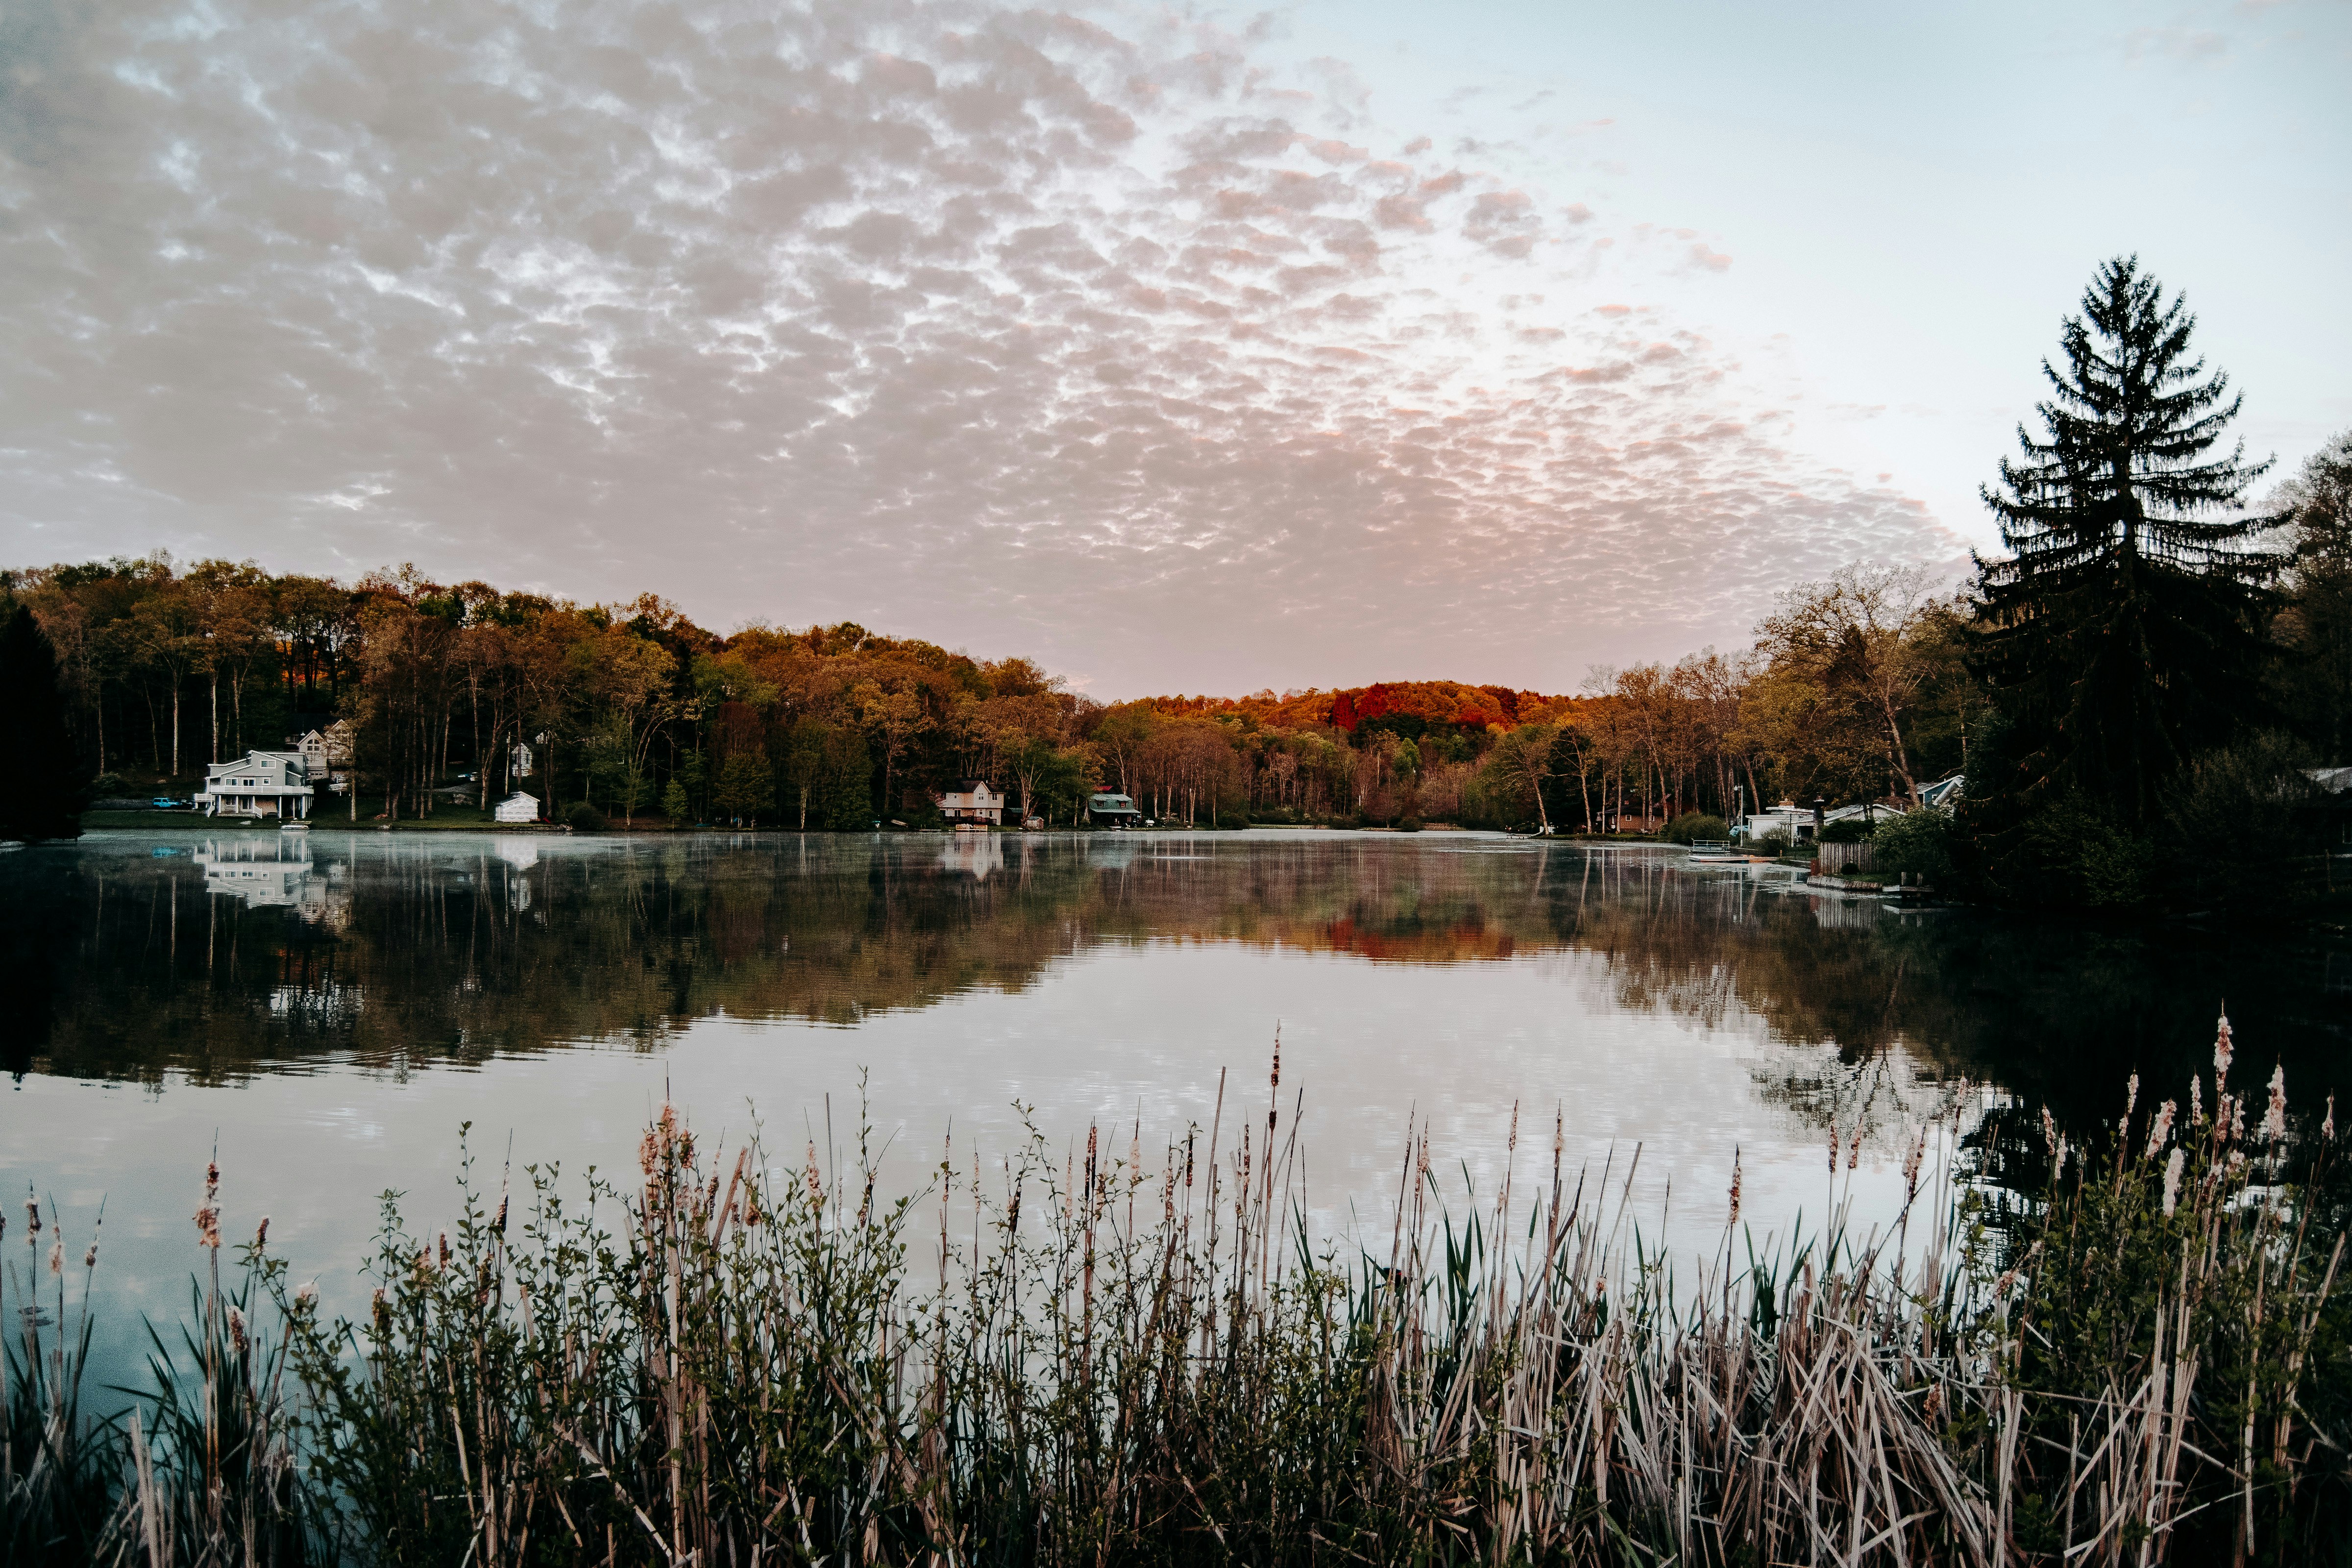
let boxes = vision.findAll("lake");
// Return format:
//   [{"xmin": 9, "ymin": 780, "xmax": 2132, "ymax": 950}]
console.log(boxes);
[{"xmin": 5, "ymin": 827, "xmax": 2346, "ymax": 1367}]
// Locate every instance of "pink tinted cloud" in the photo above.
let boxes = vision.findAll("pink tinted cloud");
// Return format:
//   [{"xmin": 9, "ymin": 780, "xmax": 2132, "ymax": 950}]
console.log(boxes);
[{"xmin": 0, "ymin": 0, "xmax": 1958, "ymax": 693}]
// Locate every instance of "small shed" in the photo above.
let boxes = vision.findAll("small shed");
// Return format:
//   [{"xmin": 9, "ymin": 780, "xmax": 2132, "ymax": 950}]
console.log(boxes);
[{"xmin": 494, "ymin": 791, "xmax": 540, "ymax": 824}]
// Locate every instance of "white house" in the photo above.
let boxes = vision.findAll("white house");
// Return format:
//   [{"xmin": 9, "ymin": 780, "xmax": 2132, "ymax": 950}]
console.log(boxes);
[
  {"xmin": 196, "ymin": 750, "xmax": 315, "ymax": 819},
  {"xmin": 493, "ymin": 791, "xmax": 541, "ymax": 823},
  {"xmin": 1739, "ymin": 799, "xmax": 1900, "ymax": 844},
  {"xmin": 934, "ymin": 779, "xmax": 1004, "ymax": 826}
]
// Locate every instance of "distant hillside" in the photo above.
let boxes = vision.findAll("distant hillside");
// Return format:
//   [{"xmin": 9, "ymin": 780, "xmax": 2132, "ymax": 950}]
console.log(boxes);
[{"xmin": 1127, "ymin": 680, "xmax": 1582, "ymax": 734}]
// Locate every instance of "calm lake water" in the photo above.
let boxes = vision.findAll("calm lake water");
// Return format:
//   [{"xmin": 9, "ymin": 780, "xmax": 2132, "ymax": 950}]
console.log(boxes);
[{"xmin": 5, "ymin": 828, "xmax": 2347, "ymax": 1366}]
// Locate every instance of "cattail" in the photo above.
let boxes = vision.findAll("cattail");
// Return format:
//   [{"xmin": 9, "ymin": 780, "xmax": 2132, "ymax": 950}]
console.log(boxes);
[
  {"xmin": 1416, "ymin": 1134, "xmax": 1430, "ymax": 1180},
  {"xmin": 2189, "ymin": 1074, "xmax": 2204, "ymax": 1127},
  {"xmin": 1828, "ymin": 1118, "xmax": 1840, "ymax": 1173},
  {"xmin": 25, "ymin": 1193, "xmax": 40, "ymax": 1242},
  {"xmin": 2213, "ymin": 1012, "xmax": 2233, "ymax": 1086},
  {"xmin": 1922, "ymin": 1383, "xmax": 1942, "ymax": 1424},
  {"xmin": 2126, "ymin": 1072, "xmax": 2139, "ymax": 1116},
  {"xmin": 2040, "ymin": 1106, "xmax": 2058, "ymax": 1153},
  {"xmin": 2144, "ymin": 1101, "xmax": 2175, "ymax": 1159},
  {"xmin": 48, "ymin": 1239, "xmax": 63, "ymax": 1275},
  {"xmin": 2326, "ymin": 1093, "xmax": 2336, "ymax": 1143},
  {"xmin": 1903, "ymin": 1124, "xmax": 1926, "ymax": 1201},
  {"xmin": 1727, "ymin": 1148, "xmax": 1742, "ymax": 1227},
  {"xmin": 805, "ymin": 1141, "xmax": 824, "ymax": 1206},
  {"xmin": 1507, "ymin": 1101, "xmax": 1519, "ymax": 1155},
  {"xmin": 253, "ymin": 1215, "xmax": 270, "ymax": 1251},
  {"xmin": 227, "ymin": 1304, "xmax": 249, "ymax": 1356},
  {"xmin": 2053, "ymin": 1136, "xmax": 2069, "ymax": 1181},
  {"xmin": 2264, "ymin": 1064, "xmax": 2287, "ymax": 1142},
  {"xmin": 2162, "ymin": 1148, "xmax": 2185, "ymax": 1216},
  {"xmin": 437, "ymin": 1231, "xmax": 451, "ymax": 1271},
  {"xmin": 195, "ymin": 1203, "xmax": 221, "ymax": 1250},
  {"xmin": 1847, "ymin": 1122, "xmax": 1862, "ymax": 1171},
  {"xmin": 494, "ymin": 1193, "xmax": 509, "ymax": 1236},
  {"xmin": 84, "ymin": 1242, "xmax": 98, "ymax": 1269}
]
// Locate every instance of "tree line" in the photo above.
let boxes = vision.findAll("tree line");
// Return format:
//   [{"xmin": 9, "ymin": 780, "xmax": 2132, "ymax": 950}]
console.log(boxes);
[{"xmin": 3, "ymin": 257, "xmax": 2347, "ymax": 909}]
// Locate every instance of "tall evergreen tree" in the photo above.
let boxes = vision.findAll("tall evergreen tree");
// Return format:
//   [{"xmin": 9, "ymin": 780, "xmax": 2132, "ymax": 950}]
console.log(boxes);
[
  {"xmin": 1970, "ymin": 256, "xmax": 2280, "ymax": 825},
  {"xmin": 0, "ymin": 604, "xmax": 92, "ymax": 840}
]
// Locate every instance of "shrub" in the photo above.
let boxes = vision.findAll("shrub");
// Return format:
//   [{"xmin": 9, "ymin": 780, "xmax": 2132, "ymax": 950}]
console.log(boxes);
[
  {"xmin": 1873, "ymin": 808, "xmax": 1955, "ymax": 882},
  {"xmin": 1753, "ymin": 828, "xmax": 1792, "ymax": 857},
  {"xmin": 1661, "ymin": 812, "xmax": 1727, "ymax": 844},
  {"xmin": 565, "ymin": 801, "xmax": 608, "ymax": 833},
  {"xmin": 1817, "ymin": 816, "xmax": 1874, "ymax": 844}
]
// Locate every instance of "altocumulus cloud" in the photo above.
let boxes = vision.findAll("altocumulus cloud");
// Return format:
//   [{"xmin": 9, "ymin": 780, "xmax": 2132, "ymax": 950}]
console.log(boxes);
[{"xmin": 0, "ymin": 0, "xmax": 1959, "ymax": 693}]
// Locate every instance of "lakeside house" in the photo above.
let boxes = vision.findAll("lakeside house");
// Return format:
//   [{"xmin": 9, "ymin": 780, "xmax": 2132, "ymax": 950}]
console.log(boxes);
[
  {"xmin": 494, "ymin": 791, "xmax": 541, "ymax": 823},
  {"xmin": 195, "ymin": 750, "xmax": 315, "ymax": 819},
  {"xmin": 935, "ymin": 779, "xmax": 1004, "ymax": 826},
  {"xmin": 1088, "ymin": 791, "xmax": 1143, "ymax": 826},
  {"xmin": 282, "ymin": 721, "xmax": 355, "ymax": 793},
  {"xmin": 1734, "ymin": 776, "xmax": 1961, "ymax": 844}
]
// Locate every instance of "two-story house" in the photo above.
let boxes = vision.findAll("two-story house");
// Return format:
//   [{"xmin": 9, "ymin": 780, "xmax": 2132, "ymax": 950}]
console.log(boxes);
[
  {"xmin": 934, "ymin": 779, "xmax": 1004, "ymax": 827},
  {"xmin": 196, "ymin": 750, "xmax": 316, "ymax": 819}
]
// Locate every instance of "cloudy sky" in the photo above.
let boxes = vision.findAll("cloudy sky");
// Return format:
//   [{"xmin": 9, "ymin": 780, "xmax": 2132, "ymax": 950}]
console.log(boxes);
[{"xmin": 3, "ymin": 0, "xmax": 2346, "ymax": 695}]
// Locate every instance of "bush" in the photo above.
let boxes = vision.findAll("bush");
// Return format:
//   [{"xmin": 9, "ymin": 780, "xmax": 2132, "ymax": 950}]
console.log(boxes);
[
  {"xmin": 565, "ymin": 801, "xmax": 608, "ymax": 833},
  {"xmin": 1873, "ymin": 808, "xmax": 1955, "ymax": 882},
  {"xmin": 1661, "ymin": 812, "xmax": 1727, "ymax": 845},
  {"xmin": 1753, "ymin": 829, "xmax": 1792, "ymax": 857},
  {"xmin": 1395, "ymin": 816, "xmax": 1422, "ymax": 833},
  {"xmin": 1817, "ymin": 816, "xmax": 1874, "ymax": 844}
]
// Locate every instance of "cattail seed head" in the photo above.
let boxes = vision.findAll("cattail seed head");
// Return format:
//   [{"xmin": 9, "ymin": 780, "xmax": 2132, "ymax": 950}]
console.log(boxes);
[
  {"xmin": 2126, "ymin": 1073, "xmax": 2139, "ymax": 1116},
  {"xmin": 2325, "ymin": 1093, "xmax": 2336, "ymax": 1143},
  {"xmin": 2040, "ymin": 1106, "xmax": 2057, "ymax": 1153},
  {"xmin": 1847, "ymin": 1123, "xmax": 1862, "ymax": 1171},
  {"xmin": 2162, "ymin": 1148, "xmax": 2185, "ymax": 1216},
  {"xmin": 2213, "ymin": 1013, "xmax": 2233, "ymax": 1085},
  {"xmin": 84, "ymin": 1243, "xmax": 98, "ymax": 1269},
  {"xmin": 2264, "ymin": 1064, "xmax": 2287, "ymax": 1143},
  {"xmin": 48, "ymin": 1239, "xmax": 63, "ymax": 1275},
  {"xmin": 1727, "ymin": 1149, "xmax": 1741, "ymax": 1227},
  {"xmin": 2054, "ymin": 1135, "xmax": 2069, "ymax": 1181},
  {"xmin": 253, "ymin": 1215, "xmax": 270, "ymax": 1251},
  {"xmin": 2144, "ymin": 1101, "xmax": 2175, "ymax": 1160},
  {"xmin": 2189, "ymin": 1074, "xmax": 2204, "ymax": 1127},
  {"xmin": 227, "ymin": 1305, "xmax": 248, "ymax": 1356}
]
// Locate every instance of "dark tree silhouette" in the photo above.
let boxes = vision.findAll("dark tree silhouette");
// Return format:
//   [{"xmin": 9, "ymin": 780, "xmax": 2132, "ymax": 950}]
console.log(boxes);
[
  {"xmin": 0, "ymin": 604, "xmax": 91, "ymax": 840},
  {"xmin": 1971, "ymin": 256, "xmax": 2281, "ymax": 826}
]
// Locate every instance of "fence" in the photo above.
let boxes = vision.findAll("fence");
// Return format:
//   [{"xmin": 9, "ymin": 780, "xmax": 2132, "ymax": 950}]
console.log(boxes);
[{"xmin": 1817, "ymin": 841, "xmax": 1875, "ymax": 874}]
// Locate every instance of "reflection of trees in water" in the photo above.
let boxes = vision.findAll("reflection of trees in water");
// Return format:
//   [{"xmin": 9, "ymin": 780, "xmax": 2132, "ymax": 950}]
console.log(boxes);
[{"xmin": 7, "ymin": 839, "xmax": 2344, "ymax": 1142}]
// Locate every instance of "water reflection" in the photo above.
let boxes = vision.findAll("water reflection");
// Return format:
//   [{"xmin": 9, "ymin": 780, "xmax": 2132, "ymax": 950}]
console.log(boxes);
[{"xmin": 2, "ymin": 830, "xmax": 2344, "ymax": 1142}]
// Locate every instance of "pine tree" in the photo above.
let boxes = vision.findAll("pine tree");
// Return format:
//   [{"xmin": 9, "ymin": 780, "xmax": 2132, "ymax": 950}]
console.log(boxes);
[
  {"xmin": 1971, "ymin": 256, "xmax": 2281, "ymax": 826},
  {"xmin": 0, "ymin": 604, "xmax": 91, "ymax": 841}
]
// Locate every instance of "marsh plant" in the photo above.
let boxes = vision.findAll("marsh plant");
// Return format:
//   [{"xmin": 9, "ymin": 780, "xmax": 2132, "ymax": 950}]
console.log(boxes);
[{"xmin": 5, "ymin": 1018, "xmax": 2346, "ymax": 1565}]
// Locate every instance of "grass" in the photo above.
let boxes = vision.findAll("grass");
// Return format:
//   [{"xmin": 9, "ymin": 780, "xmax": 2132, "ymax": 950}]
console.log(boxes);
[{"xmin": 5, "ymin": 1018, "xmax": 2347, "ymax": 1565}]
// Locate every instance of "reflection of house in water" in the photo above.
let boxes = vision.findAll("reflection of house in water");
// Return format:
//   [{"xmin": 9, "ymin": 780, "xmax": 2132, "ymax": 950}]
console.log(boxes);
[
  {"xmin": 1084, "ymin": 835, "xmax": 1141, "ymax": 872},
  {"xmin": 938, "ymin": 832, "xmax": 1006, "ymax": 880},
  {"xmin": 194, "ymin": 837, "xmax": 346, "ymax": 924},
  {"xmin": 494, "ymin": 838, "xmax": 539, "ymax": 909}
]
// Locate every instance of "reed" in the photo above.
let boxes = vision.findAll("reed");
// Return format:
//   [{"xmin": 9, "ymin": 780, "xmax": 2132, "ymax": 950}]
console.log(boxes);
[{"xmin": 4, "ymin": 1014, "xmax": 2345, "ymax": 1565}]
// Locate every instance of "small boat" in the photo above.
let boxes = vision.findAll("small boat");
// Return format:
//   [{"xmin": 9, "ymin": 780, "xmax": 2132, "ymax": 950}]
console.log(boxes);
[
  {"xmin": 279, "ymin": 820, "xmax": 311, "ymax": 832},
  {"xmin": 1684, "ymin": 839, "xmax": 1749, "ymax": 866}
]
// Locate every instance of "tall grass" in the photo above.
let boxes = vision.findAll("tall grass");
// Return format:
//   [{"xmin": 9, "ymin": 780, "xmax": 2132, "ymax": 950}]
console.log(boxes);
[{"xmin": 5, "ymin": 1016, "xmax": 2346, "ymax": 1565}]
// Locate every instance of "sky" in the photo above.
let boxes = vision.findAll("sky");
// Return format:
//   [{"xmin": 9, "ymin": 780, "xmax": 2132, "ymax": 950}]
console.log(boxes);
[{"xmin": 2, "ymin": 0, "xmax": 2346, "ymax": 697}]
